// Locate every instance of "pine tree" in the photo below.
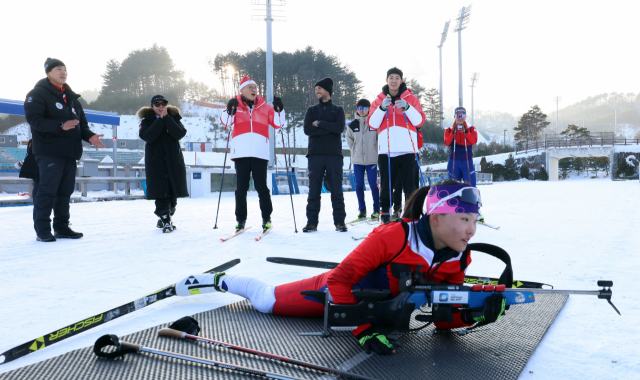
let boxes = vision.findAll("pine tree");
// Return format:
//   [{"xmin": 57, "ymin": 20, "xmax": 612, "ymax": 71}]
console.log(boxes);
[
  {"xmin": 423, "ymin": 88, "xmax": 445, "ymax": 125},
  {"xmin": 561, "ymin": 124, "xmax": 590, "ymax": 138},
  {"xmin": 504, "ymin": 154, "xmax": 519, "ymax": 180},
  {"xmin": 514, "ymin": 105, "xmax": 550, "ymax": 145}
]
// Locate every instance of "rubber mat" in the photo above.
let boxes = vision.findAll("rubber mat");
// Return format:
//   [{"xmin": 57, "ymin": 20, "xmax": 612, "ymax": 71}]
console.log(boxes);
[{"xmin": 0, "ymin": 293, "xmax": 568, "ymax": 380}]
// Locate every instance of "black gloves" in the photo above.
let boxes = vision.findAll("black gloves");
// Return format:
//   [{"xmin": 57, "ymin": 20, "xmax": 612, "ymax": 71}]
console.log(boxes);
[
  {"xmin": 226, "ymin": 98, "xmax": 239, "ymax": 115},
  {"xmin": 273, "ymin": 97, "xmax": 284, "ymax": 112},
  {"xmin": 462, "ymin": 293, "xmax": 506, "ymax": 325},
  {"xmin": 355, "ymin": 326, "xmax": 399, "ymax": 355}
]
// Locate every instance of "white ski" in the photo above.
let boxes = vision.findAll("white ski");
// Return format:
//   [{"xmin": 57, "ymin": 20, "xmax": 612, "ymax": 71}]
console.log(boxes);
[
  {"xmin": 220, "ymin": 226, "xmax": 253, "ymax": 242},
  {"xmin": 477, "ymin": 221, "xmax": 500, "ymax": 230},
  {"xmin": 255, "ymin": 227, "xmax": 273, "ymax": 241}
]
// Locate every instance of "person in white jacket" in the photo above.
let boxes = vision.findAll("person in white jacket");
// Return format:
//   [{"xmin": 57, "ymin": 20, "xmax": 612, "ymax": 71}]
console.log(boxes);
[{"xmin": 346, "ymin": 99, "xmax": 379, "ymax": 221}]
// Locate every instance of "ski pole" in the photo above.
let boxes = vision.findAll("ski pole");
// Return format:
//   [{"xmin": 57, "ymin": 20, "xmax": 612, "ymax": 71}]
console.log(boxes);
[
  {"xmin": 464, "ymin": 129, "xmax": 472, "ymax": 185},
  {"xmin": 401, "ymin": 112, "xmax": 425, "ymax": 187},
  {"xmin": 279, "ymin": 120, "xmax": 298, "ymax": 233},
  {"xmin": 158, "ymin": 328, "xmax": 378, "ymax": 380},
  {"xmin": 213, "ymin": 113, "xmax": 233, "ymax": 229},
  {"xmin": 452, "ymin": 127, "xmax": 457, "ymax": 180},
  {"xmin": 385, "ymin": 106, "xmax": 392, "ymax": 216},
  {"xmin": 94, "ymin": 334, "xmax": 305, "ymax": 380}
]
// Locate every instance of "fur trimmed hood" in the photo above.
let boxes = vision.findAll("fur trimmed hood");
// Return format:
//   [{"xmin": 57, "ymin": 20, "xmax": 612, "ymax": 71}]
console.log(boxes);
[{"xmin": 136, "ymin": 105, "xmax": 180, "ymax": 120}]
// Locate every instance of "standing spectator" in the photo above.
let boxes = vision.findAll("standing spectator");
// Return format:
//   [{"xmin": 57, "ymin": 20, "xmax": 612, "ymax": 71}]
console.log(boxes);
[
  {"xmin": 138, "ymin": 95, "xmax": 189, "ymax": 233},
  {"xmin": 444, "ymin": 107, "xmax": 478, "ymax": 186},
  {"xmin": 24, "ymin": 58, "xmax": 105, "ymax": 242},
  {"xmin": 346, "ymin": 99, "xmax": 379, "ymax": 221},
  {"xmin": 367, "ymin": 67, "xmax": 426, "ymax": 224},
  {"xmin": 303, "ymin": 77, "xmax": 347, "ymax": 232},
  {"xmin": 220, "ymin": 76, "xmax": 285, "ymax": 233}
]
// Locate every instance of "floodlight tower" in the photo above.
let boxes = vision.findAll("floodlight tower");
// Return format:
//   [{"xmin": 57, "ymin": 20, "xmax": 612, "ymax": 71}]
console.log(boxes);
[
  {"xmin": 437, "ymin": 20, "xmax": 450, "ymax": 129},
  {"xmin": 252, "ymin": 0, "xmax": 286, "ymax": 166},
  {"xmin": 470, "ymin": 72, "xmax": 479, "ymax": 127},
  {"xmin": 554, "ymin": 96, "xmax": 562, "ymax": 134},
  {"xmin": 454, "ymin": 5, "xmax": 472, "ymax": 107}
]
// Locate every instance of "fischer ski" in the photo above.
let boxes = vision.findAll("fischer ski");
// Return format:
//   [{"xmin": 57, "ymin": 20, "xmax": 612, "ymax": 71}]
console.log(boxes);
[
  {"xmin": 352, "ymin": 236, "xmax": 367, "ymax": 241},
  {"xmin": 255, "ymin": 227, "xmax": 273, "ymax": 241},
  {"xmin": 220, "ymin": 226, "xmax": 253, "ymax": 242},
  {"xmin": 266, "ymin": 257, "xmax": 551, "ymax": 289},
  {"xmin": 477, "ymin": 220, "xmax": 500, "ymax": 230},
  {"xmin": 346, "ymin": 217, "xmax": 368, "ymax": 225},
  {"xmin": 0, "ymin": 258, "xmax": 241, "ymax": 366}
]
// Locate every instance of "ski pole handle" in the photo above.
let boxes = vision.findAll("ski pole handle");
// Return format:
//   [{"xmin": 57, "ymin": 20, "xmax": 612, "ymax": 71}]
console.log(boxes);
[
  {"xmin": 119, "ymin": 341, "xmax": 142, "ymax": 352},
  {"xmin": 158, "ymin": 328, "xmax": 186, "ymax": 339}
]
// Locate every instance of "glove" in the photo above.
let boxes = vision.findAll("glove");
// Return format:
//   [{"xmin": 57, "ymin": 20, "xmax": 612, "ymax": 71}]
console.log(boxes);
[
  {"xmin": 462, "ymin": 293, "xmax": 506, "ymax": 324},
  {"xmin": 355, "ymin": 326, "xmax": 398, "ymax": 355},
  {"xmin": 395, "ymin": 99, "xmax": 409, "ymax": 110},
  {"xmin": 273, "ymin": 97, "xmax": 284, "ymax": 112},
  {"xmin": 380, "ymin": 96, "xmax": 392, "ymax": 111},
  {"xmin": 226, "ymin": 98, "xmax": 239, "ymax": 115}
]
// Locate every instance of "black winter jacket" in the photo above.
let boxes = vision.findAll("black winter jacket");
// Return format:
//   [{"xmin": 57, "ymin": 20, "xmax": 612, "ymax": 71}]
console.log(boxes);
[
  {"xmin": 303, "ymin": 99, "xmax": 345, "ymax": 156},
  {"xmin": 24, "ymin": 78, "xmax": 95, "ymax": 159},
  {"xmin": 138, "ymin": 106, "xmax": 189, "ymax": 200}
]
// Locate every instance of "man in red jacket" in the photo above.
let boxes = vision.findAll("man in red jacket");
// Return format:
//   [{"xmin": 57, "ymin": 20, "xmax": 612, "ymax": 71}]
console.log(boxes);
[
  {"xmin": 367, "ymin": 67, "xmax": 426, "ymax": 224},
  {"xmin": 220, "ymin": 76, "xmax": 285, "ymax": 233},
  {"xmin": 444, "ymin": 107, "xmax": 478, "ymax": 186}
]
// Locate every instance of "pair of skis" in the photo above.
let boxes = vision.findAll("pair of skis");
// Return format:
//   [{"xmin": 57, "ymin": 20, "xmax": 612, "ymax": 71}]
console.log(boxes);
[
  {"xmin": 220, "ymin": 226, "xmax": 272, "ymax": 242},
  {"xmin": 266, "ymin": 257, "xmax": 553, "ymax": 289},
  {"xmin": 0, "ymin": 259, "xmax": 242, "ymax": 366}
]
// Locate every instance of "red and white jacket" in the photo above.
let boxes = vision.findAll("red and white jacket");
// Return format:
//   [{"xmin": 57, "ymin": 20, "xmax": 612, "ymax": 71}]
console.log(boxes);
[
  {"xmin": 327, "ymin": 220, "xmax": 473, "ymax": 333},
  {"xmin": 367, "ymin": 89, "xmax": 426, "ymax": 156},
  {"xmin": 220, "ymin": 94, "xmax": 284, "ymax": 161}
]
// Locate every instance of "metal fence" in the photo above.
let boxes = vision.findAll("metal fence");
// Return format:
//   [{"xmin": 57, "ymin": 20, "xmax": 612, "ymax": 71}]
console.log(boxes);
[{"xmin": 516, "ymin": 132, "xmax": 640, "ymax": 154}]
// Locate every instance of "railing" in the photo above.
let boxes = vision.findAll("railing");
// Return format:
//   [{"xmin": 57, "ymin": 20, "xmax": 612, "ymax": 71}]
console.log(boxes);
[
  {"xmin": 515, "ymin": 132, "xmax": 640, "ymax": 155},
  {"xmin": 0, "ymin": 177, "xmax": 145, "ymax": 197}
]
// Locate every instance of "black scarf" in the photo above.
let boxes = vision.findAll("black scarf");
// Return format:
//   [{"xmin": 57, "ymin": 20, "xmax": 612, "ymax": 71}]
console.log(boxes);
[{"xmin": 382, "ymin": 82, "xmax": 408, "ymax": 102}]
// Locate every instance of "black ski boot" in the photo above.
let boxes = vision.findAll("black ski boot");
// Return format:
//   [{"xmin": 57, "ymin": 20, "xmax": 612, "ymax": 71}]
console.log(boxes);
[
  {"xmin": 161, "ymin": 214, "xmax": 174, "ymax": 233},
  {"xmin": 54, "ymin": 226, "xmax": 83, "ymax": 239},
  {"xmin": 302, "ymin": 223, "xmax": 317, "ymax": 232},
  {"xmin": 357, "ymin": 209, "xmax": 367, "ymax": 219},
  {"xmin": 235, "ymin": 220, "xmax": 246, "ymax": 233},
  {"xmin": 335, "ymin": 223, "xmax": 348, "ymax": 232},
  {"xmin": 36, "ymin": 232, "xmax": 56, "ymax": 242},
  {"xmin": 380, "ymin": 213, "xmax": 392, "ymax": 225},
  {"xmin": 156, "ymin": 218, "xmax": 163, "ymax": 229}
]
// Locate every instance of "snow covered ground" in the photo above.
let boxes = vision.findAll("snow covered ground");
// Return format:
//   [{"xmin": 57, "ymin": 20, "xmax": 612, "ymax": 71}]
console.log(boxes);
[{"xmin": 0, "ymin": 179, "xmax": 638, "ymax": 378}]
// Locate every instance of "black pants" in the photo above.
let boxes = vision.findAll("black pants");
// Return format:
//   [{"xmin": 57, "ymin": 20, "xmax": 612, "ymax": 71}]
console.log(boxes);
[
  {"xmin": 34, "ymin": 156, "xmax": 76, "ymax": 235},
  {"xmin": 392, "ymin": 157, "xmax": 420, "ymax": 212},
  {"xmin": 32, "ymin": 178, "xmax": 39, "ymax": 232},
  {"xmin": 155, "ymin": 198, "xmax": 177, "ymax": 217},
  {"xmin": 234, "ymin": 157, "xmax": 272, "ymax": 222},
  {"xmin": 378, "ymin": 153, "xmax": 417, "ymax": 214},
  {"xmin": 306, "ymin": 155, "xmax": 346, "ymax": 225}
]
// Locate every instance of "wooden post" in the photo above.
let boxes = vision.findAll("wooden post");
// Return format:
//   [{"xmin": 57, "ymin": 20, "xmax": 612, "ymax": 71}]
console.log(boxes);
[
  {"xmin": 82, "ymin": 182, "xmax": 88, "ymax": 197},
  {"xmin": 124, "ymin": 164, "xmax": 131, "ymax": 195}
]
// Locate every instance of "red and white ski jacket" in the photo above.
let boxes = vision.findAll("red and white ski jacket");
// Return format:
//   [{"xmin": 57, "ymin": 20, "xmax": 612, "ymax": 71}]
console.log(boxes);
[
  {"xmin": 219, "ymin": 94, "xmax": 285, "ymax": 161},
  {"xmin": 444, "ymin": 122, "xmax": 478, "ymax": 161},
  {"xmin": 327, "ymin": 219, "xmax": 473, "ymax": 333},
  {"xmin": 367, "ymin": 89, "xmax": 426, "ymax": 156}
]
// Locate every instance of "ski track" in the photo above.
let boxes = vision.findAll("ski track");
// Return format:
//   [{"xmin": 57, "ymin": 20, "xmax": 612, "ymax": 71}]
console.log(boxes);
[{"xmin": 0, "ymin": 179, "xmax": 638, "ymax": 378}]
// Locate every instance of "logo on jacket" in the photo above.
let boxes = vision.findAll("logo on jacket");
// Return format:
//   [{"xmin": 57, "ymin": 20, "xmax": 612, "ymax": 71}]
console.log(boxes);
[
  {"xmin": 27, "ymin": 97, "xmax": 33, "ymax": 103},
  {"xmin": 72, "ymin": 108, "xmax": 77, "ymax": 114},
  {"xmin": 55, "ymin": 102, "xmax": 63, "ymax": 109}
]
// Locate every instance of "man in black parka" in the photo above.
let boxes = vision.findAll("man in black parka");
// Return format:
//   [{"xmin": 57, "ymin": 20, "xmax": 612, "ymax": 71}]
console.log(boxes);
[
  {"xmin": 302, "ymin": 77, "xmax": 347, "ymax": 232},
  {"xmin": 138, "ymin": 95, "xmax": 189, "ymax": 232},
  {"xmin": 17, "ymin": 139, "xmax": 40, "ymax": 232},
  {"xmin": 24, "ymin": 58, "xmax": 105, "ymax": 242}
]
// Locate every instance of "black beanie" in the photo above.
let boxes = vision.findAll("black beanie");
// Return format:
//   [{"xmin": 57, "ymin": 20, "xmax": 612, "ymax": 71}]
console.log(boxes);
[
  {"xmin": 45, "ymin": 58, "xmax": 65, "ymax": 73},
  {"xmin": 356, "ymin": 99, "xmax": 371, "ymax": 108},
  {"xmin": 386, "ymin": 67, "xmax": 403, "ymax": 79},
  {"xmin": 315, "ymin": 77, "xmax": 333, "ymax": 96},
  {"xmin": 455, "ymin": 106, "xmax": 467, "ymax": 116}
]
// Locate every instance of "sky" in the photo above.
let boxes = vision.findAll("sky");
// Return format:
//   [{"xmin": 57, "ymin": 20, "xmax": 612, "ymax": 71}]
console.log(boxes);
[{"xmin": 2, "ymin": 0, "xmax": 639, "ymax": 118}]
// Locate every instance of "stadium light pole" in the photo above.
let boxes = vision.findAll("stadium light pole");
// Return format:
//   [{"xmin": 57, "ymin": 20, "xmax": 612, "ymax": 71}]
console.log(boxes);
[
  {"xmin": 252, "ymin": 0, "xmax": 286, "ymax": 167},
  {"xmin": 437, "ymin": 20, "xmax": 450, "ymax": 129},
  {"xmin": 454, "ymin": 5, "xmax": 472, "ymax": 107},
  {"xmin": 470, "ymin": 72, "xmax": 479, "ymax": 127},
  {"xmin": 554, "ymin": 95, "xmax": 562, "ymax": 134}
]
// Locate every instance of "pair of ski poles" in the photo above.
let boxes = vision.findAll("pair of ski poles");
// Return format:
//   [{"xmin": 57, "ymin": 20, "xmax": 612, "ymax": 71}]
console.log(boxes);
[
  {"xmin": 213, "ymin": 110, "xmax": 297, "ymax": 233},
  {"xmin": 94, "ymin": 328, "xmax": 376, "ymax": 380},
  {"xmin": 384, "ymin": 103, "xmax": 426, "ymax": 215},
  {"xmin": 451, "ymin": 127, "xmax": 473, "ymax": 185}
]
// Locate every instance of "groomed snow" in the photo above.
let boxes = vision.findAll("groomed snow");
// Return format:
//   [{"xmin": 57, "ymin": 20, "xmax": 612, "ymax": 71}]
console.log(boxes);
[{"xmin": 0, "ymin": 179, "xmax": 638, "ymax": 378}]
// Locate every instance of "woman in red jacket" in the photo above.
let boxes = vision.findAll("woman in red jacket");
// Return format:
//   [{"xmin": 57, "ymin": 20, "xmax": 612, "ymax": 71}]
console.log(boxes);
[
  {"xmin": 220, "ymin": 76, "xmax": 285, "ymax": 233},
  {"xmin": 176, "ymin": 179, "xmax": 505, "ymax": 355}
]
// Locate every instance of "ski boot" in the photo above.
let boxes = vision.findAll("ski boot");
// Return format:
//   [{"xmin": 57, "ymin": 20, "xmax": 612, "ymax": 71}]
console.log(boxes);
[
  {"xmin": 357, "ymin": 209, "xmax": 367, "ymax": 219},
  {"xmin": 380, "ymin": 213, "xmax": 392, "ymax": 225},
  {"xmin": 370, "ymin": 211, "xmax": 380, "ymax": 220},
  {"xmin": 262, "ymin": 219, "xmax": 272, "ymax": 233},
  {"xmin": 175, "ymin": 272, "xmax": 227, "ymax": 296},
  {"xmin": 54, "ymin": 225, "xmax": 84, "ymax": 239},
  {"xmin": 160, "ymin": 214, "xmax": 174, "ymax": 233},
  {"xmin": 236, "ymin": 220, "xmax": 246, "ymax": 233},
  {"xmin": 335, "ymin": 223, "xmax": 348, "ymax": 232},
  {"xmin": 302, "ymin": 223, "xmax": 317, "ymax": 232}
]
